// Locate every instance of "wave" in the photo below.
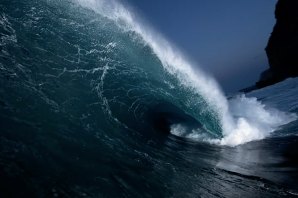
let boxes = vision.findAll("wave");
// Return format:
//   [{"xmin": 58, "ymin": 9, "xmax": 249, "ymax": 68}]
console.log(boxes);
[
  {"xmin": 1, "ymin": 0, "xmax": 296, "ymax": 147},
  {"xmin": 73, "ymin": 0, "xmax": 297, "ymax": 146}
]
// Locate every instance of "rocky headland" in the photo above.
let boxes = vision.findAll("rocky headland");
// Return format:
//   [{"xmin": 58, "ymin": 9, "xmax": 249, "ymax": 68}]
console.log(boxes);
[{"xmin": 242, "ymin": 0, "xmax": 298, "ymax": 92}]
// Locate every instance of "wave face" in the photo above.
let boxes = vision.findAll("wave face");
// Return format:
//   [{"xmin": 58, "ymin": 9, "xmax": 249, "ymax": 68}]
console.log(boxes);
[{"xmin": 0, "ymin": 0, "xmax": 296, "ymax": 147}]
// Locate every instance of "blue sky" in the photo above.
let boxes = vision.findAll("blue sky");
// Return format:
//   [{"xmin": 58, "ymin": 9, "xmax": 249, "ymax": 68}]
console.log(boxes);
[{"xmin": 124, "ymin": 0, "xmax": 277, "ymax": 92}]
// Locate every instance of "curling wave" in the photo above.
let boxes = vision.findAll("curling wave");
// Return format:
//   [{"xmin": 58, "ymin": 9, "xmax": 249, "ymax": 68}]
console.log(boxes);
[
  {"xmin": 1, "ymin": 0, "xmax": 296, "ymax": 148},
  {"xmin": 74, "ymin": 0, "xmax": 296, "ymax": 146}
]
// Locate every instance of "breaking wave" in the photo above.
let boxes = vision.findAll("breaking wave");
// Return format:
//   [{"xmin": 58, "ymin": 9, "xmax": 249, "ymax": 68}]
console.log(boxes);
[{"xmin": 1, "ymin": 0, "xmax": 296, "ymax": 147}]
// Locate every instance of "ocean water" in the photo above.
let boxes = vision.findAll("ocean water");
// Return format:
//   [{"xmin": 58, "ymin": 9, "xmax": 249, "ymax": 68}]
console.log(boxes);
[{"xmin": 0, "ymin": 0, "xmax": 298, "ymax": 197}]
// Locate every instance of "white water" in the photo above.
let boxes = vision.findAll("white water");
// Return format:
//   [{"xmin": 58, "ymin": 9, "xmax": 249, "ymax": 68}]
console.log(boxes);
[{"xmin": 74, "ymin": 0, "xmax": 297, "ymax": 146}]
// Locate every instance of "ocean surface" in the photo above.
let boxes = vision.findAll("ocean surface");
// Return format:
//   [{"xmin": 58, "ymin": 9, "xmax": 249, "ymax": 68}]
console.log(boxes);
[{"xmin": 0, "ymin": 0, "xmax": 298, "ymax": 197}]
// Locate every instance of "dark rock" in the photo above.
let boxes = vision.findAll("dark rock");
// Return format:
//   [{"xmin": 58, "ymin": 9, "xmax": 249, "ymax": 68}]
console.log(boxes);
[
  {"xmin": 256, "ymin": 0, "xmax": 298, "ymax": 88},
  {"xmin": 239, "ymin": 85, "xmax": 257, "ymax": 93}
]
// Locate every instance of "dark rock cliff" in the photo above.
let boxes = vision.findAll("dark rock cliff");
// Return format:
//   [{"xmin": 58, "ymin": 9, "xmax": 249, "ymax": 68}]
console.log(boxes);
[{"xmin": 256, "ymin": 0, "xmax": 298, "ymax": 88}]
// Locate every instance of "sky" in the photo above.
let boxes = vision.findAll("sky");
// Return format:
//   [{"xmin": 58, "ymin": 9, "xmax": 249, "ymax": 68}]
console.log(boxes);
[{"xmin": 124, "ymin": 0, "xmax": 277, "ymax": 92}]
